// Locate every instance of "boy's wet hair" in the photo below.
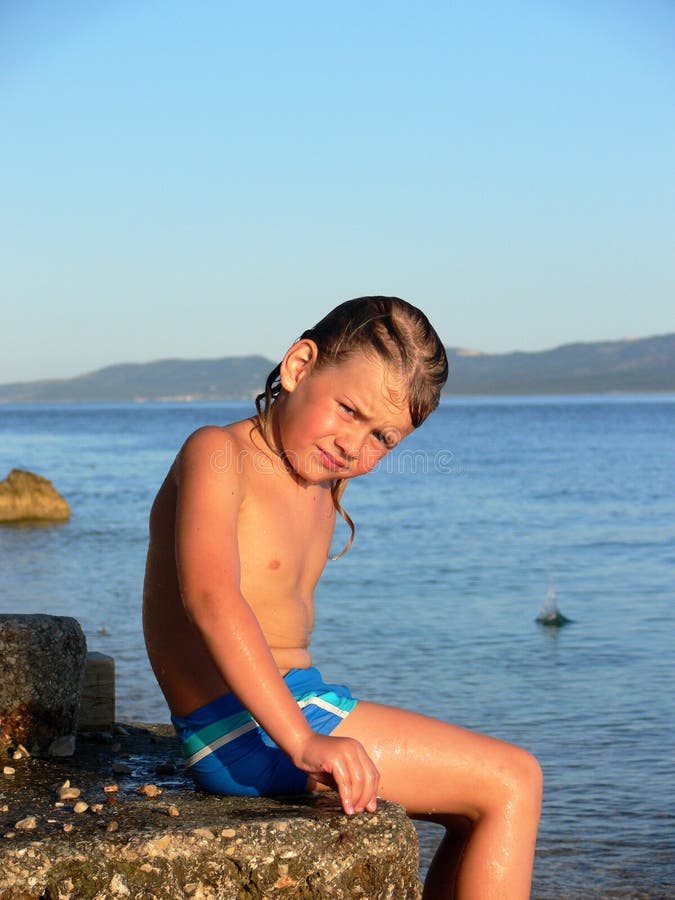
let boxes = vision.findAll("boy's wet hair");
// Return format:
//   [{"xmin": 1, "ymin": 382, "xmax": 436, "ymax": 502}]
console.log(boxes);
[{"xmin": 255, "ymin": 296, "xmax": 448, "ymax": 555}]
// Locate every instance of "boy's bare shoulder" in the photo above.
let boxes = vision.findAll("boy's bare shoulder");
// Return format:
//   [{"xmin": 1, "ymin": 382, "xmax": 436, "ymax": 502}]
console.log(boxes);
[
  {"xmin": 175, "ymin": 420, "xmax": 258, "ymax": 480},
  {"xmin": 180, "ymin": 420, "xmax": 252, "ymax": 453}
]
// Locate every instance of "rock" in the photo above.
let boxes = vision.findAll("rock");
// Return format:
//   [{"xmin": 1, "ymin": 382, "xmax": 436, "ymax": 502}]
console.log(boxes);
[
  {"xmin": 0, "ymin": 724, "xmax": 421, "ymax": 899},
  {"xmin": 0, "ymin": 469, "xmax": 70, "ymax": 523},
  {"xmin": 0, "ymin": 615, "xmax": 87, "ymax": 756},
  {"xmin": 48, "ymin": 734, "xmax": 77, "ymax": 757},
  {"xmin": 139, "ymin": 784, "xmax": 162, "ymax": 797},
  {"xmin": 78, "ymin": 652, "xmax": 115, "ymax": 732},
  {"xmin": 58, "ymin": 782, "xmax": 81, "ymax": 801}
]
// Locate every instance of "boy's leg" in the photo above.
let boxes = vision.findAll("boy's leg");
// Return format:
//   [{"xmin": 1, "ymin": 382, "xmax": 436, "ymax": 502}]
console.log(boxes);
[{"xmin": 327, "ymin": 702, "xmax": 542, "ymax": 900}]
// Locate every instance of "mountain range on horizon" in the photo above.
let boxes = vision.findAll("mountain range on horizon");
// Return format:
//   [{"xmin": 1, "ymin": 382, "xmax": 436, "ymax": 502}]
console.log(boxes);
[{"xmin": 1, "ymin": 333, "xmax": 674, "ymax": 403}]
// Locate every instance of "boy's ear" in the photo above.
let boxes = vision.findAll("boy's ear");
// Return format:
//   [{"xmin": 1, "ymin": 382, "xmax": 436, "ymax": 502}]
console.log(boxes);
[{"xmin": 279, "ymin": 339, "xmax": 319, "ymax": 392}]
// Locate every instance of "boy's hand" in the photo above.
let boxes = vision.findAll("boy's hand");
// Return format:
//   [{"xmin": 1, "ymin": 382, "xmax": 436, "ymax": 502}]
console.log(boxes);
[{"xmin": 293, "ymin": 733, "xmax": 379, "ymax": 816}]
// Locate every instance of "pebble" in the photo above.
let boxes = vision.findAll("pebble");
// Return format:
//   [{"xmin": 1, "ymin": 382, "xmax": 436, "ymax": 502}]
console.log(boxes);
[
  {"xmin": 0, "ymin": 804, "xmax": 8, "ymax": 813},
  {"xmin": 73, "ymin": 801, "xmax": 89, "ymax": 814},
  {"xmin": 91, "ymin": 803, "xmax": 104, "ymax": 813},
  {"xmin": 4, "ymin": 832, "xmax": 15, "ymax": 840},
  {"xmin": 193, "ymin": 827, "xmax": 215, "ymax": 840},
  {"xmin": 139, "ymin": 783, "xmax": 162, "ymax": 797},
  {"xmin": 63, "ymin": 823, "xmax": 74, "ymax": 834},
  {"xmin": 106, "ymin": 820, "xmax": 119, "ymax": 833},
  {"xmin": 103, "ymin": 784, "xmax": 119, "ymax": 794},
  {"xmin": 3, "ymin": 766, "xmax": 15, "ymax": 776},
  {"xmin": 59, "ymin": 783, "xmax": 81, "ymax": 801},
  {"xmin": 167, "ymin": 805, "xmax": 180, "ymax": 817},
  {"xmin": 15, "ymin": 816, "xmax": 37, "ymax": 831}
]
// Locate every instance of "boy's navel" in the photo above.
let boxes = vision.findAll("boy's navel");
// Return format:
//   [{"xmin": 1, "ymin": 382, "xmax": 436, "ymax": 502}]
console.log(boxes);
[{"xmin": 268, "ymin": 559, "xmax": 281, "ymax": 570}]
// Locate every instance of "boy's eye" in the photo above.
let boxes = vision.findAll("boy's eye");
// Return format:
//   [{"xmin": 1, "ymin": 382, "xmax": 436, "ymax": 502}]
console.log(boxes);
[
  {"xmin": 374, "ymin": 430, "xmax": 396, "ymax": 448},
  {"xmin": 339, "ymin": 403, "xmax": 355, "ymax": 416}
]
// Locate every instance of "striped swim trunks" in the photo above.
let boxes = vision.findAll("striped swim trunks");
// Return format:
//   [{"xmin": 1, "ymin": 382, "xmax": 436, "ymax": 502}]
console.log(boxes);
[{"xmin": 171, "ymin": 667, "xmax": 359, "ymax": 797}]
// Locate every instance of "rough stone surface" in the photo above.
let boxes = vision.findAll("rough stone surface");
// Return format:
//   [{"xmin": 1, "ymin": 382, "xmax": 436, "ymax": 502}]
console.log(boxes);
[
  {"xmin": 0, "ymin": 615, "xmax": 87, "ymax": 756},
  {"xmin": 78, "ymin": 652, "xmax": 116, "ymax": 732},
  {"xmin": 0, "ymin": 724, "xmax": 421, "ymax": 899},
  {"xmin": 0, "ymin": 469, "xmax": 70, "ymax": 523}
]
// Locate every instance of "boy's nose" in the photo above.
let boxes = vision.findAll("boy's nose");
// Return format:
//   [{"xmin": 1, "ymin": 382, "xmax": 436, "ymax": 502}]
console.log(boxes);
[{"xmin": 334, "ymin": 432, "xmax": 362, "ymax": 462}]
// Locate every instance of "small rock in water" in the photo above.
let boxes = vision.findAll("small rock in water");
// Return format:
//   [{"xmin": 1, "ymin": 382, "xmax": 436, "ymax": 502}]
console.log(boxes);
[
  {"xmin": 536, "ymin": 586, "xmax": 574, "ymax": 627},
  {"xmin": 2, "ymin": 766, "xmax": 15, "ymax": 777},
  {"xmin": 111, "ymin": 762, "xmax": 132, "ymax": 775},
  {"xmin": 167, "ymin": 805, "xmax": 180, "ymax": 817},
  {"xmin": 15, "ymin": 816, "xmax": 37, "ymax": 831},
  {"xmin": 73, "ymin": 801, "xmax": 89, "ymax": 814}
]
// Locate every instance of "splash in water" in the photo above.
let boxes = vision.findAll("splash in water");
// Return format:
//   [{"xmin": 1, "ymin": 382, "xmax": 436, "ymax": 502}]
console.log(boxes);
[{"xmin": 536, "ymin": 585, "xmax": 574, "ymax": 627}]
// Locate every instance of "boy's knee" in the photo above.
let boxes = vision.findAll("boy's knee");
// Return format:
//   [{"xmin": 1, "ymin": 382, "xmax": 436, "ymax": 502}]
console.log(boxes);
[{"xmin": 512, "ymin": 747, "xmax": 543, "ymax": 809}]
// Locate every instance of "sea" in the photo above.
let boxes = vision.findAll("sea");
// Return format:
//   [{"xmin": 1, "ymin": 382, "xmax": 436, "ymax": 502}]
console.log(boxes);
[{"xmin": 1, "ymin": 396, "xmax": 674, "ymax": 899}]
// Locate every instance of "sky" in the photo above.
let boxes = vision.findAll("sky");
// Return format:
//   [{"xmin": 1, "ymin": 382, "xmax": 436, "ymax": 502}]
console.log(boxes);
[{"xmin": 1, "ymin": 0, "xmax": 673, "ymax": 383}]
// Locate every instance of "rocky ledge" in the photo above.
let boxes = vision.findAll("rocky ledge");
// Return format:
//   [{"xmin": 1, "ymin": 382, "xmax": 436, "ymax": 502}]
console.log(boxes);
[{"xmin": 0, "ymin": 724, "xmax": 420, "ymax": 899}]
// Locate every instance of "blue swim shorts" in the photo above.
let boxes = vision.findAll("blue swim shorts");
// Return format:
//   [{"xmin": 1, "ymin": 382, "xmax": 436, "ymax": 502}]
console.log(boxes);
[{"xmin": 171, "ymin": 667, "xmax": 359, "ymax": 797}]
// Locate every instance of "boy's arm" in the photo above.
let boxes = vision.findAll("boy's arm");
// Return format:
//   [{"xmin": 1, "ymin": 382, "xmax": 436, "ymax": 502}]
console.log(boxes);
[{"xmin": 174, "ymin": 426, "xmax": 378, "ymax": 815}]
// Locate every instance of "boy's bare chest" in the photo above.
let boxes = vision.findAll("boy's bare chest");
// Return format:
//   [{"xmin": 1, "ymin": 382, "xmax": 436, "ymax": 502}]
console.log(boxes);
[{"xmin": 237, "ymin": 476, "xmax": 335, "ymax": 591}]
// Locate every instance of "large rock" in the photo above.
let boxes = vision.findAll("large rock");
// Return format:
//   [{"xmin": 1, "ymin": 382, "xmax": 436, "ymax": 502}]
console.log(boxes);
[
  {"xmin": 0, "ymin": 469, "xmax": 70, "ymax": 523},
  {"xmin": 0, "ymin": 615, "xmax": 87, "ymax": 756},
  {"xmin": 0, "ymin": 724, "xmax": 421, "ymax": 899}
]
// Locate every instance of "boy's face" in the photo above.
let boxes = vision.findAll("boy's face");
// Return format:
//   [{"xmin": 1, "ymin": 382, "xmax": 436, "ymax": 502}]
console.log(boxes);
[{"xmin": 277, "ymin": 351, "xmax": 414, "ymax": 485}]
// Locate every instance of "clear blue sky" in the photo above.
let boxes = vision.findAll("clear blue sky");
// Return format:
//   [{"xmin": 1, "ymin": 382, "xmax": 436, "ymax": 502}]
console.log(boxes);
[{"xmin": 2, "ymin": 0, "xmax": 673, "ymax": 383}]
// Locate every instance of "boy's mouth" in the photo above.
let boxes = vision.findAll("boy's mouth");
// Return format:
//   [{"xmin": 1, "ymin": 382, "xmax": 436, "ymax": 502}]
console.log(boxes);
[{"xmin": 316, "ymin": 447, "xmax": 347, "ymax": 472}]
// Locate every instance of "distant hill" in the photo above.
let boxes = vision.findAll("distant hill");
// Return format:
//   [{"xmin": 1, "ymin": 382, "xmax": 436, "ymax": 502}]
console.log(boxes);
[
  {"xmin": 0, "ymin": 356, "xmax": 272, "ymax": 404},
  {"xmin": 0, "ymin": 334, "xmax": 673, "ymax": 403},
  {"xmin": 444, "ymin": 333, "xmax": 675, "ymax": 395}
]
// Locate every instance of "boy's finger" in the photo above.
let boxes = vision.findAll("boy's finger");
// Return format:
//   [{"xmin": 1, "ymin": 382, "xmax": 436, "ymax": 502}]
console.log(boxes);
[{"xmin": 332, "ymin": 761, "xmax": 355, "ymax": 815}]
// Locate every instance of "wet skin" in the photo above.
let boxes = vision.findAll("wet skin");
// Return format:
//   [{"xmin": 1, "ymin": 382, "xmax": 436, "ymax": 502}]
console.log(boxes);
[{"xmin": 143, "ymin": 342, "xmax": 542, "ymax": 898}]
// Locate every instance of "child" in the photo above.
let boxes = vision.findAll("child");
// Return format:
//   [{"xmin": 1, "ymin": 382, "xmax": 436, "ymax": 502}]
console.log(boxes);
[{"xmin": 143, "ymin": 296, "xmax": 542, "ymax": 899}]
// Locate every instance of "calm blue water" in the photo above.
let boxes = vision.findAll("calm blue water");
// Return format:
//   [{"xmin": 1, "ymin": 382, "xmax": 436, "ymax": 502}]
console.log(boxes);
[{"xmin": 1, "ymin": 397, "xmax": 674, "ymax": 899}]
